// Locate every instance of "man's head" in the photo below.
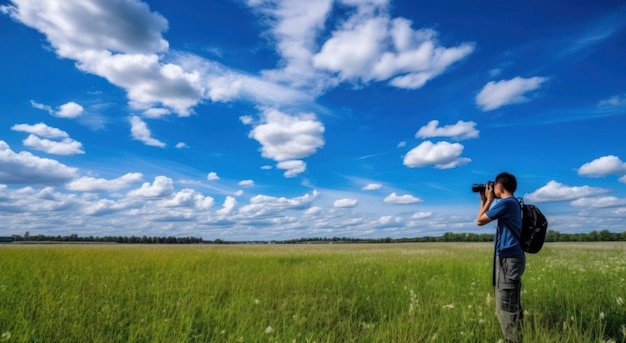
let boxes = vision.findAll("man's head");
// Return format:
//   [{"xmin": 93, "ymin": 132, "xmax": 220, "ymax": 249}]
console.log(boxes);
[{"xmin": 494, "ymin": 172, "xmax": 517, "ymax": 195}]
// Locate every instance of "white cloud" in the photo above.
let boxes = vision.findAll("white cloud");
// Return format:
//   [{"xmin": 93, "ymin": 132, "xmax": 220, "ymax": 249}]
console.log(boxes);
[
  {"xmin": 333, "ymin": 198, "xmax": 359, "ymax": 208},
  {"xmin": 57, "ymin": 102, "xmax": 83, "ymax": 118},
  {"xmin": 129, "ymin": 116, "xmax": 166, "ymax": 148},
  {"xmin": 249, "ymin": 108, "xmax": 325, "ymax": 162},
  {"xmin": 373, "ymin": 215, "xmax": 403, "ymax": 228},
  {"xmin": 403, "ymin": 140, "xmax": 470, "ymax": 169},
  {"xmin": 246, "ymin": 0, "xmax": 334, "ymax": 91},
  {"xmin": 362, "ymin": 183, "xmax": 382, "ymax": 191},
  {"xmin": 476, "ymin": 76, "xmax": 546, "ymax": 111},
  {"xmin": 12, "ymin": 123, "xmax": 84, "ymax": 155},
  {"xmin": 239, "ymin": 115, "xmax": 254, "ymax": 125},
  {"xmin": 66, "ymin": 173, "xmax": 143, "ymax": 192},
  {"xmin": 525, "ymin": 180, "xmax": 610, "ymax": 203},
  {"xmin": 22, "ymin": 135, "xmax": 84, "ymax": 156},
  {"xmin": 416, "ymin": 120, "xmax": 478, "ymax": 140},
  {"xmin": 31, "ymin": 100, "xmax": 84, "ymax": 118},
  {"xmin": 175, "ymin": 142, "xmax": 188, "ymax": 149},
  {"xmin": 216, "ymin": 196, "xmax": 237, "ymax": 216},
  {"xmin": 161, "ymin": 188, "xmax": 214, "ymax": 210},
  {"xmin": 30, "ymin": 100, "xmax": 54, "ymax": 114},
  {"xmin": 383, "ymin": 192, "xmax": 422, "ymax": 205},
  {"xmin": 2, "ymin": 1, "xmax": 207, "ymax": 116},
  {"xmin": 276, "ymin": 160, "xmax": 306, "ymax": 178},
  {"xmin": 570, "ymin": 196, "xmax": 626, "ymax": 209},
  {"xmin": 0, "ymin": 141, "xmax": 78, "ymax": 185},
  {"xmin": 598, "ymin": 94, "xmax": 626, "ymax": 107},
  {"xmin": 127, "ymin": 176, "xmax": 174, "ymax": 198},
  {"xmin": 312, "ymin": 13, "xmax": 474, "ymax": 89},
  {"xmin": 577, "ymin": 155, "xmax": 626, "ymax": 177},
  {"xmin": 12, "ymin": 123, "xmax": 68, "ymax": 139},
  {"xmin": 410, "ymin": 211, "xmax": 432, "ymax": 219},
  {"xmin": 239, "ymin": 191, "xmax": 318, "ymax": 217},
  {"xmin": 239, "ymin": 179, "xmax": 255, "ymax": 187},
  {"xmin": 207, "ymin": 172, "xmax": 220, "ymax": 181}
]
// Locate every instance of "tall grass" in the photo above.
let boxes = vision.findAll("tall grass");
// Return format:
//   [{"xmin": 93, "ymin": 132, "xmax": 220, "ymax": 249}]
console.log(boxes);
[{"xmin": 0, "ymin": 242, "xmax": 624, "ymax": 342}]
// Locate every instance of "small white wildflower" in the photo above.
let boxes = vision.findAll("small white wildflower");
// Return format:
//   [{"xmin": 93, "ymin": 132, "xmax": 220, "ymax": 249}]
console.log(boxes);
[
  {"xmin": 265, "ymin": 326, "xmax": 273, "ymax": 334},
  {"xmin": 1, "ymin": 332, "xmax": 11, "ymax": 340},
  {"xmin": 617, "ymin": 296, "xmax": 624, "ymax": 306},
  {"xmin": 599, "ymin": 312, "xmax": 605, "ymax": 320},
  {"xmin": 254, "ymin": 299, "xmax": 260, "ymax": 305},
  {"xmin": 443, "ymin": 304, "xmax": 455, "ymax": 309}
]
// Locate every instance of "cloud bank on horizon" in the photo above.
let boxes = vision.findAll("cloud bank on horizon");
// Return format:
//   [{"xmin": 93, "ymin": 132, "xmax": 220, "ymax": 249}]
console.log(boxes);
[{"xmin": 0, "ymin": 0, "xmax": 625, "ymax": 240}]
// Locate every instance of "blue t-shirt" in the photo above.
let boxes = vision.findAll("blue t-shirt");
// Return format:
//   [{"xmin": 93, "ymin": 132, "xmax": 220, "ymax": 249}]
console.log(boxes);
[{"xmin": 486, "ymin": 197, "xmax": 524, "ymax": 257}]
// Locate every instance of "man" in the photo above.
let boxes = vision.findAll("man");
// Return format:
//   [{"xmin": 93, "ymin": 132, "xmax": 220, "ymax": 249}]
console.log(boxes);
[{"xmin": 477, "ymin": 172, "xmax": 525, "ymax": 342}]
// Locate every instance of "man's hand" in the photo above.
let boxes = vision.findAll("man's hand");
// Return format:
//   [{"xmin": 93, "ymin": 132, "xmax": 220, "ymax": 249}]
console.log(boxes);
[
  {"xmin": 485, "ymin": 182, "xmax": 495, "ymax": 202},
  {"xmin": 477, "ymin": 183, "xmax": 495, "ymax": 226}
]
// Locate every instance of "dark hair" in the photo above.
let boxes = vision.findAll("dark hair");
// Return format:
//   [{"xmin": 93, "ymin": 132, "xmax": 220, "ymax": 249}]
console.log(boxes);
[{"xmin": 495, "ymin": 172, "xmax": 517, "ymax": 193}]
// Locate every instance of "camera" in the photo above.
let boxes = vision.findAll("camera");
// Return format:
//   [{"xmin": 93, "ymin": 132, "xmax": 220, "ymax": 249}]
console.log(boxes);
[{"xmin": 472, "ymin": 181, "xmax": 494, "ymax": 193}]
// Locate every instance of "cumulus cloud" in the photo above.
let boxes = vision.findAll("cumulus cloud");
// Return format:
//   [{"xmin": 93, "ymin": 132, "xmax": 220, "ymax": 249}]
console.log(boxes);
[
  {"xmin": 22, "ymin": 135, "xmax": 85, "ymax": 155},
  {"xmin": 476, "ymin": 76, "xmax": 546, "ymax": 111},
  {"xmin": 2, "ymin": 0, "xmax": 207, "ymax": 116},
  {"xmin": 127, "ymin": 176, "xmax": 174, "ymax": 197},
  {"xmin": 161, "ymin": 188, "xmax": 214, "ymax": 210},
  {"xmin": 383, "ymin": 192, "xmax": 422, "ymax": 205},
  {"xmin": 333, "ymin": 198, "xmax": 358, "ymax": 208},
  {"xmin": 12, "ymin": 123, "xmax": 69, "ymax": 139},
  {"xmin": 277, "ymin": 160, "xmax": 307, "ymax": 178},
  {"xmin": 30, "ymin": 100, "xmax": 83, "ymax": 118},
  {"xmin": 403, "ymin": 140, "xmax": 470, "ymax": 169},
  {"xmin": 312, "ymin": 13, "xmax": 474, "ymax": 89},
  {"xmin": 416, "ymin": 120, "xmax": 478, "ymax": 140},
  {"xmin": 373, "ymin": 215, "xmax": 403, "ymax": 228},
  {"xmin": 362, "ymin": 183, "xmax": 382, "ymax": 191},
  {"xmin": 410, "ymin": 211, "xmax": 432, "ymax": 219},
  {"xmin": 245, "ymin": 0, "xmax": 473, "ymax": 92},
  {"xmin": 216, "ymin": 196, "xmax": 237, "ymax": 216},
  {"xmin": 570, "ymin": 196, "xmax": 626, "ymax": 209},
  {"xmin": 129, "ymin": 116, "xmax": 165, "ymax": 147},
  {"xmin": 0, "ymin": 140, "xmax": 78, "ymax": 185},
  {"xmin": 577, "ymin": 155, "xmax": 626, "ymax": 177},
  {"xmin": 525, "ymin": 180, "xmax": 610, "ymax": 203},
  {"xmin": 12, "ymin": 123, "xmax": 84, "ymax": 155},
  {"xmin": 248, "ymin": 108, "xmax": 325, "ymax": 162},
  {"xmin": 239, "ymin": 191, "xmax": 318, "ymax": 217},
  {"xmin": 207, "ymin": 172, "xmax": 219, "ymax": 181},
  {"xmin": 66, "ymin": 173, "xmax": 143, "ymax": 192},
  {"xmin": 57, "ymin": 102, "xmax": 84, "ymax": 118},
  {"xmin": 239, "ymin": 179, "xmax": 255, "ymax": 187}
]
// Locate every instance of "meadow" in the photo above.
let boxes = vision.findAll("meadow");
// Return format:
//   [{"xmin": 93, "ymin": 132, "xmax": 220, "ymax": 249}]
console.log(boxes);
[{"xmin": 0, "ymin": 242, "xmax": 624, "ymax": 342}]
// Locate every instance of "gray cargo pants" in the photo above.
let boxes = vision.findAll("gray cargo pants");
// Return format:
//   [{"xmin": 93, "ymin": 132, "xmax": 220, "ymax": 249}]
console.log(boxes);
[{"xmin": 495, "ymin": 255, "xmax": 525, "ymax": 343}]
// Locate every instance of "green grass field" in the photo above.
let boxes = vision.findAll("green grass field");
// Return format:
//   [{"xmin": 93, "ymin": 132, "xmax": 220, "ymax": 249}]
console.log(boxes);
[{"xmin": 0, "ymin": 242, "xmax": 624, "ymax": 342}]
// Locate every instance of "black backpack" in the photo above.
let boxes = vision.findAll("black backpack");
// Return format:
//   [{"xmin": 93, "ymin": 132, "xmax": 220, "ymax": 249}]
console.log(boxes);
[{"xmin": 513, "ymin": 198, "xmax": 548, "ymax": 253}]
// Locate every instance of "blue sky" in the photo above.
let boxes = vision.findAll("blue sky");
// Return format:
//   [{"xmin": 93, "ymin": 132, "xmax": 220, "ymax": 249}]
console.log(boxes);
[{"xmin": 0, "ymin": 0, "xmax": 625, "ymax": 240}]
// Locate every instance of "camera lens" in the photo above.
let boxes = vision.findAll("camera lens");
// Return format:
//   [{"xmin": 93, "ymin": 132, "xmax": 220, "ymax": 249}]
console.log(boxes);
[{"xmin": 472, "ymin": 184, "xmax": 485, "ymax": 193}]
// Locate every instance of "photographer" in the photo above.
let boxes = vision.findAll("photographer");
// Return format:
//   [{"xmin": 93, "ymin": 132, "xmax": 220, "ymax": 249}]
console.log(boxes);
[{"xmin": 476, "ymin": 172, "xmax": 525, "ymax": 343}]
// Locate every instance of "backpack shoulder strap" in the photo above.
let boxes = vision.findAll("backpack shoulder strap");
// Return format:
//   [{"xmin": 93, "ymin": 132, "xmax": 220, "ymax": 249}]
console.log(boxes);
[{"xmin": 506, "ymin": 197, "xmax": 523, "ymax": 243}]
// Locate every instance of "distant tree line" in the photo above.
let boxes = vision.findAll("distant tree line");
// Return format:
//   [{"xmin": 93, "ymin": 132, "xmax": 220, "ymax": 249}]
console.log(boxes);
[
  {"xmin": 9, "ymin": 232, "xmax": 203, "ymax": 244},
  {"xmin": 3, "ymin": 229, "xmax": 624, "ymax": 244}
]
